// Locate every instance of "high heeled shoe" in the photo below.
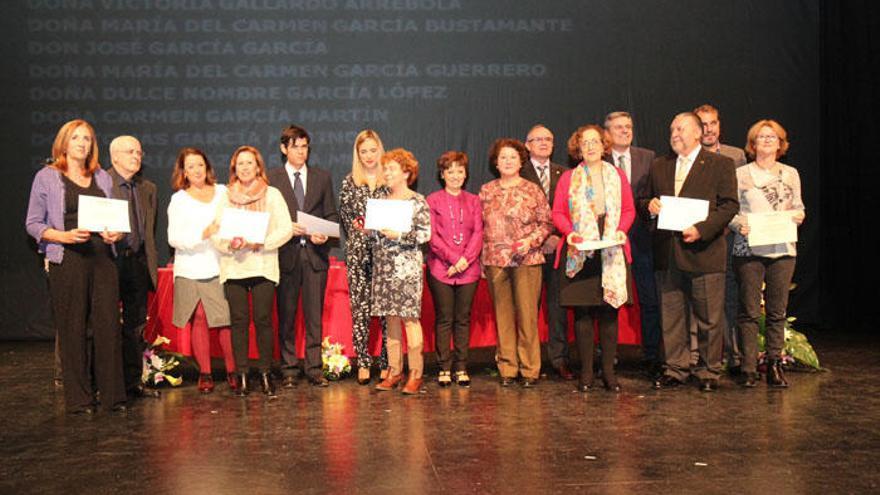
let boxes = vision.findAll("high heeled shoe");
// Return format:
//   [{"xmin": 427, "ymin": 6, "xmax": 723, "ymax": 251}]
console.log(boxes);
[
  {"xmin": 198, "ymin": 373, "xmax": 215, "ymax": 394},
  {"xmin": 357, "ymin": 367, "xmax": 371, "ymax": 385},
  {"xmin": 235, "ymin": 372, "xmax": 249, "ymax": 397},
  {"xmin": 767, "ymin": 359, "xmax": 789, "ymax": 388},
  {"xmin": 227, "ymin": 372, "xmax": 239, "ymax": 392},
  {"xmin": 260, "ymin": 372, "xmax": 277, "ymax": 397}
]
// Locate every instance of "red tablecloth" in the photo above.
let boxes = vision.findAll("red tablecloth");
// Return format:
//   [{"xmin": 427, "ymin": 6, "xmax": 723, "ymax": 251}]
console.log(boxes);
[{"xmin": 145, "ymin": 258, "xmax": 642, "ymax": 360}]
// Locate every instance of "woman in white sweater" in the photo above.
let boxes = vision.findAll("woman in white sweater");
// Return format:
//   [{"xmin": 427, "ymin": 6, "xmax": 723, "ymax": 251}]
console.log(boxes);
[
  {"xmin": 213, "ymin": 146, "xmax": 293, "ymax": 397},
  {"xmin": 730, "ymin": 120, "xmax": 805, "ymax": 388},
  {"xmin": 168, "ymin": 148, "xmax": 237, "ymax": 394}
]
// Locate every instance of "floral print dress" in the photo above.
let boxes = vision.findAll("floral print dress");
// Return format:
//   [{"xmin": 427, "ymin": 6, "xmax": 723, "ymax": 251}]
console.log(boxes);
[
  {"xmin": 339, "ymin": 174, "xmax": 389, "ymax": 369},
  {"xmin": 370, "ymin": 193, "xmax": 432, "ymax": 318}
]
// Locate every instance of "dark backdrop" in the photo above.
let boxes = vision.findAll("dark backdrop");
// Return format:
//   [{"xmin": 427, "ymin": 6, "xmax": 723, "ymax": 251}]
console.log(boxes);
[{"xmin": 2, "ymin": 0, "xmax": 852, "ymax": 339}]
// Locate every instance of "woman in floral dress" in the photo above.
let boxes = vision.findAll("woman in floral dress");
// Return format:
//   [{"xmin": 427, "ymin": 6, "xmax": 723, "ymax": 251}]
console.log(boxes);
[{"xmin": 371, "ymin": 148, "xmax": 432, "ymax": 395}]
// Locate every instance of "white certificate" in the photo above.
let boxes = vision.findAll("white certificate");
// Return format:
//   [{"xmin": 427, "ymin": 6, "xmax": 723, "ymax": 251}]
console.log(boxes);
[
  {"xmin": 574, "ymin": 237, "xmax": 625, "ymax": 251},
  {"xmin": 657, "ymin": 195, "xmax": 710, "ymax": 232},
  {"xmin": 77, "ymin": 195, "xmax": 131, "ymax": 232},
  {"xmin": 218, "ymin": 208, "xmax": 270, "ymax": 243},
  {"xmin": 364, "ymin": 199, "xmax": 413, "ymax": 233},
  {"xmin": 297, "ymin": 211, "xmax": 340, "ymax": 238},
  {"xmin": 747, "ymin": 211, "xmax": 798, "ymax": 247}
]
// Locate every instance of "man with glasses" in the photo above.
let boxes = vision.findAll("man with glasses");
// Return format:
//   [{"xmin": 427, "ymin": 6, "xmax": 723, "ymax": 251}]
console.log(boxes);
[
  {"xmin": 109, "ymin": 136, "xmax": 160, "ymax": 400},
  {"xmin": 521, "ymin": 124, "xmax": 573, "ymax": 380},
  {"xmin": 603, "ymin": 112, "xmax": 660, "ymax": 375},
  {"xmin": 694, "ymin": 104, "xmax": 747, "ymax": 375}
]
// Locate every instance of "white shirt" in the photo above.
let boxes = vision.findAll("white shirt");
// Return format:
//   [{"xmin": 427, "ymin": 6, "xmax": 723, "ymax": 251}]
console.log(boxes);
[
  {"xmin": 285, "ymin": 162, "xmax": 308, "ymax": 199},
  {"xmin": 611, "ymin": 148, "xmax": 632, "ymax": 183},
  {"xmin": 167, "ymin": 185, "xmax": 226, "ymax": 280}
]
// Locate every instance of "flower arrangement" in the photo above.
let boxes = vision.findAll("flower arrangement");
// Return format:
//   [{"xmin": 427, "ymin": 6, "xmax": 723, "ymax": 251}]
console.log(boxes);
[
  {"xmin": 142, "ymin": 335, "xmax": 184, "ymax": 386},
  {"xmin": 321, "ymin": 337, "xmax": 351, "ymax": 380},
  {"xmin": 756, "ymin": 283, "xmax": 822, "ymax": 371}
]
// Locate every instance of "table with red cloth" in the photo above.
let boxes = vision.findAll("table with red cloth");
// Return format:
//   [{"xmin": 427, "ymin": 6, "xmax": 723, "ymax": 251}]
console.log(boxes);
[{"xmin": 145, "ymin": 258, "xmax": 642, "ymax": 361}]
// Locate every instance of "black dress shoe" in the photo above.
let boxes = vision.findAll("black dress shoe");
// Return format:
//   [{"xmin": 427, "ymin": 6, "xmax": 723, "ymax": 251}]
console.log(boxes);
[
  {"xmin": 260, "ymin": 373, "xmax": 277, "ymax": 397},
  {"xmin": 521, "ymin": 378, "xmax": 538, "ymax": 388},
  {"xmin": 603, "ymin": 379, "xmax": 622, "ymax": 393},
  {"xmin": 69, "ymin": 405, "xmax": 96, "ymax": 415},
  {"xmin": 742, "ymin": 372, "xmax": 759, "ymax": 388},
  {"xmin": 281, "ymin": 375, "xmax": 297, "ymax": 389},
  {"xmin": 235, "ymin": 372, "xmax": 249, "ymax": 396},
  {"xmin": 129, "ymin": 385, "xmax": 161, "ymax": 399},
  {"xmin": 555, "ymin": 364, "xmax": 575, "ymax": 381},
  {"xmin": 500, "ymin": 377, "xmax": 515, "ymax": 387},
  {"xmin": 699, "ymin": 378, "xmax": 718, "ymax": 392},
  {"xmin": 653, "ymin": 375, "xmax": 683, "ymax": 390},
  {"xmin": 308, "ymin": 375, "xmax": 329, "ymax": 388}
]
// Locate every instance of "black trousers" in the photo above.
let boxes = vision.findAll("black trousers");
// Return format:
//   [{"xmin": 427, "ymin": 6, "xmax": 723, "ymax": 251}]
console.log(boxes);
[
  {"xmin": 224, "ymin": 277, "xmax": 276, "ymax": 372},
  {"xmin": 426, "ymin": 273, "xmax": 477, "ymax": 372},
  {"xmin": 735, "ymin": 255, "xmax": 796, "ymax": 373},
  {"xmin": 277, "ymin": 252, "xmax": 328, "ymax": 379},
  {"xmin": 116, "ymin": 249, "xmax": 151, "ymax": 391},
  {"xmin": 542, "ymin": 259, "xmax": 570, "ymax": 368},
  {"xmin": 49, "ymin": 250, "xmax": 125, "ymax": 410},
  {"xmin": 573, "ymin": 305, "xmax": 619, "ymax": 384}
]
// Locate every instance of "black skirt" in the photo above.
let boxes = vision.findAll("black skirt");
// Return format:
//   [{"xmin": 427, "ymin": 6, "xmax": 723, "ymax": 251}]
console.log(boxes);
[{"xmin": 558, "ymin": 215, "xmax": 634, "ymax": 307}]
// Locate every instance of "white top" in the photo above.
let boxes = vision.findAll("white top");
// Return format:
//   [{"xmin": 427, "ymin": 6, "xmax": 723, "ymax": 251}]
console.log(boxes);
[
  {"xmin": 167, "ymin": 185, "xmax": 227, "ymax": 280},
  {"xmin": 212, "ymin": 186, "xmax": 294, "ymax": 285}
]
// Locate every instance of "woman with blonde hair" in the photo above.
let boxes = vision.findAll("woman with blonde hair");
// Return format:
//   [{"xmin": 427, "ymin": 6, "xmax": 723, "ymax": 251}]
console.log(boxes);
[
  {"xmin": 339, "ymin": 129, "xmax": 389, "ymax": 385},
  {"xmin": 214, "ymin": 146, "xmax": 293, "ymax": 397}
]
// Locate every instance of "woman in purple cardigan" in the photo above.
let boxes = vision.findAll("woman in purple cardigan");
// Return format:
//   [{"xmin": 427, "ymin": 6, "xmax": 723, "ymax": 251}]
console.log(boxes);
[
  {"xmin": 426, "ymin": 151, "xmax": 483, "ymax": 387},
  {"xmin": 25, "ymin": 119, "xmax": 126, "ymax": 414}
]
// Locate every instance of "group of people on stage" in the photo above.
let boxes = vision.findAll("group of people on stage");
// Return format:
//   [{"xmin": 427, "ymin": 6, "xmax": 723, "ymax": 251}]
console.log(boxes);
[{"xmin": 26, "ymin": 103, "xmax": 804, "ymax": 413}]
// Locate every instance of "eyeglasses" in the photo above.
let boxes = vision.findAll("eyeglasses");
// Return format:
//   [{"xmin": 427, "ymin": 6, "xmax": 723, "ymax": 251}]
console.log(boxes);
[
  {"xmin": 527, "ymin": 137, "xmax": 553, "ymax": 143},
  {"xmin": 580, "ymin": 139, "xmax": 602, "ymax": 147},
  {"xmin": 756, "ymin": 135, "xmax": 778, "ymax": 142}
]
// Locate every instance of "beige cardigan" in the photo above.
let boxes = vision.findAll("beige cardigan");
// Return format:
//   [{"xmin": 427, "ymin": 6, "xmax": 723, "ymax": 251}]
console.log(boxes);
[{"xmin": 212, "ymin": 186, "xmax": 294, "ymax": 285}]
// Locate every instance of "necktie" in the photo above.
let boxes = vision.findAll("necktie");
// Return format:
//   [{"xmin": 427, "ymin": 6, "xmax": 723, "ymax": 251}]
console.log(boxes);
[
  {"xmin": 125, "ymin": 181, "xmax": 141, "ymax": 250},
  {"xmin": 674, "ymin": 156, "xmax": 689, "ymax": 196},
  {"xmin": 538, "ymin": 166, "xmax": 550, "ymax": 196},
  {"xmin": 293, "ymin": 171, "xmax": 305, "ymax": 209},
  {"xmin": 617, "ymin": 155, "xmax": 628, "ymax": 180}
]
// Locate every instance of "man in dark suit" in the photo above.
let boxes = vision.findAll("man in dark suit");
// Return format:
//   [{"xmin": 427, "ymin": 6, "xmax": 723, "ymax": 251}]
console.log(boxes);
[
  {"xmin": 267, "ymin": 125, "xmax": 339, "ymax": 388},
  {"xmin": 521, "ymin": 124, "xmax": 573, "ymax": 380},
  {"xmin": 108, "ymin": 135, "xmax": 160, "ymax": 400},
  {"xmin": 639, "ymin": 113, "xmax": 738, "ymax": 392},
  {"xmin": 695, "ymin": 104, "xmax": 747, "ymax": 373},
  {"xmin": 603, "ymin": 111, "xmax": 660, "ymax": 373}
]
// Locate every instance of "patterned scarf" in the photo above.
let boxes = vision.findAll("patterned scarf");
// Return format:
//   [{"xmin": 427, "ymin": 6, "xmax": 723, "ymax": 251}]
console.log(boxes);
[
  {"xmin": 227, "ymin": 178, "xmax": 268, "ymax": 212},
  {"xmin": 565, "ymin": 162, "xmax": 628, "ymax": 308}
]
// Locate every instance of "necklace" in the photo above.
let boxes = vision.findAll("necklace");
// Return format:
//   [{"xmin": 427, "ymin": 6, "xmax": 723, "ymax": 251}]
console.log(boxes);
[{"xmin": 447, "ymin": 192, "xmax": 465, "ymax": 245}]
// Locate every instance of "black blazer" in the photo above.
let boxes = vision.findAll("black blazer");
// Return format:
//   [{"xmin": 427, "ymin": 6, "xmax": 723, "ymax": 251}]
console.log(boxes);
[
  {"xmin": 267, "ymin": 165, "xmax": 339, "ymax": 272},
  {"xmin": 109, "ymin": 168, "xmax": 158, "ymax": 289},
  {"xmin": 637, "ymin": 149, "xmax": 738, "ymax": 273},
  {"xmin": 605, "ymin": 146, "xmax": 656, "ymax": 256},
  {"xmin": 520, "ymin": 160, "xmax": 567, "ymax": 208}
]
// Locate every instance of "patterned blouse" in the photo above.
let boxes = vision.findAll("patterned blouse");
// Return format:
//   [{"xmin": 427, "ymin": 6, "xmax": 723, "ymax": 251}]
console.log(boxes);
[
  {"xmin": 729, "ymin": 162, "xmax": 804, "ymax": 258},
  {"xmin": 479, "ymin": 178, "xmax": 553, "ymax": 267}
]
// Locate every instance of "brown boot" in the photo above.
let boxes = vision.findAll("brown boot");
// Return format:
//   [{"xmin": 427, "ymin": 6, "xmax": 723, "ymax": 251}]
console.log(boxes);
[
  {"xmin": 401, "ymin": 373, "xmax": 423, "ymax": 395},
  {"xmin": 375, "ymin": 373, "xmax": 402, "ymax": 391}
]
